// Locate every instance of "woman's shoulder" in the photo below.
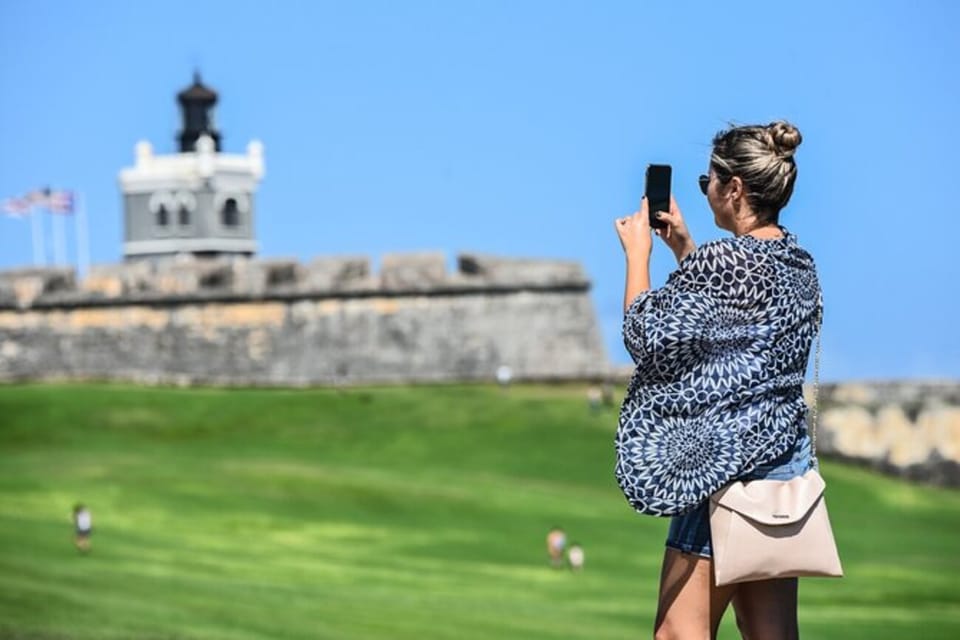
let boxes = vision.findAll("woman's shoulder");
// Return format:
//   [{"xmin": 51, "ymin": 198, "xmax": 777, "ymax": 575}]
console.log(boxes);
[
  {"xmin": 676, "ymin": 236, "xmax": 753, "ymax": 276},
  {"xmin": 669, "ymin": 234, "xmax": 792, "ymax": 301},
  {"xmin": 681, "ymin": 228, "xmax": 814, "ymax": 271}
]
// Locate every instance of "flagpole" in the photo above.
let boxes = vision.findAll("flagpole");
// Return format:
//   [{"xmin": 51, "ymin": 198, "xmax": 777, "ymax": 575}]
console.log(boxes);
[
  {"xmin": 31, "ymin": 208, "xmax": 46, "ymax": 265},
  {"xmin": 77, "ymin": 192, "xmax": 90, "ymax": 279},
  {"xmin": 53, "ymin": 207, "xmax": 67, "ymax": 265}
]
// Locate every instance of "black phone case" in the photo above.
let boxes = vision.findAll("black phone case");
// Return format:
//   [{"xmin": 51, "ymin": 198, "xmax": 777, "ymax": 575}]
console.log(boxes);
[{"xmin": 645, "ymin": 164, "xmax": 671, "ymax": 230}]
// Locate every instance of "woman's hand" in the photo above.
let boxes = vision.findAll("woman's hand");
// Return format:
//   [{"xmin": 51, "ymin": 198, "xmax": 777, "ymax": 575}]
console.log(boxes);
[
  {"xmin": 616, "ymin": 198, "xmax": 653, "ymax": 311},
  {"xmin": 615, "ymin": 197, "xmax": 654, "ymax": 261},
  {"xmin": 652, "ymin": 196, "xmax": 696, "ymax": 264}
]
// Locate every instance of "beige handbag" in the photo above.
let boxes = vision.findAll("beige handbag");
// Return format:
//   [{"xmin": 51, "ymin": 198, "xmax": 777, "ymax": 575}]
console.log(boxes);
[{"xmin": 708, "ymin": 319, "xmax": 843, "ymax": 586}]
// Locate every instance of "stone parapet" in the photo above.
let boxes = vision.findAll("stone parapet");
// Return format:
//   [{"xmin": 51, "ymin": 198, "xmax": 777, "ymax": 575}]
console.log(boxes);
[
  {"xmin": 380, "ymin": 253, "xmax": 447, "ymax": 291},
  {"xmin": 456, "ymin": 253, "xmax": 589, "ymax": 288},
  {"xmin": 0, "ymin": 252, "xmax": 609, "ymax": 387},
  {"xmin": 0, "ymin": 267, "xmax": 77, "ymax": 309},
  {"xmin": 0, "ymin": 252, "xmax": 593, "ymax": 309},
  {"xmin": 305, "ymin": 256, "xmax": 371, "ymax": 292},
  {"xmin": 816, "ymin": 381, "xmax": 960, "ymax": 487}
]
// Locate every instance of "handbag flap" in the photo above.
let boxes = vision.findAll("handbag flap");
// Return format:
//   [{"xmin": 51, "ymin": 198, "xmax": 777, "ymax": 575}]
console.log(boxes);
[{"xmin": 710, "ymin": 468, "xmax": 826, "ymax": 526}]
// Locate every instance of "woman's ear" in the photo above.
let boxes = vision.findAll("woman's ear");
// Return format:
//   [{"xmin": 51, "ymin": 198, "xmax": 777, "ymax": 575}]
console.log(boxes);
[{"xmin": 728, "ymin": 176, "xmax": 744, "ymax": 201}]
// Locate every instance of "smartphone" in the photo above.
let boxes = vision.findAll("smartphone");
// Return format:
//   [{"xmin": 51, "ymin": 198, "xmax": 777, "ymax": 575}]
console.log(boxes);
[{"xmin": 645, "ymin": 164, "xmax": 671, "ymax": 230}]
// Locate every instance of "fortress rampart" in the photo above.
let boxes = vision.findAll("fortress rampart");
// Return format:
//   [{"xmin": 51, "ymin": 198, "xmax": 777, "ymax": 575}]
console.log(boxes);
[
  {"xmin": 0, "ymin": 252, "xmax": 610, "ymax": 385},
  {"xmin": 816, "ymin": 381, "xmax": 960, "ymax": 487}
]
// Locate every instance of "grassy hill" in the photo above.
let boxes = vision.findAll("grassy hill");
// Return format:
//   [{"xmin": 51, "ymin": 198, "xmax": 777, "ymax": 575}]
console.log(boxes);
[{"xmin": 0, "ymin": 383, "xmax": 958, "ymax": 639}]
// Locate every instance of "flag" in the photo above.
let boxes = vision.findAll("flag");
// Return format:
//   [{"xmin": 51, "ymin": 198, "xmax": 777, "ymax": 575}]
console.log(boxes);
[
  {"xmin": 48, "ymin": 190, "xmax": 75, "ymax": 214},
  {"xmin": 1, "ymin": 197, "xmax": 31, "ymax": 218},
  {"xmin": 25, "ymin": 189, "xmax": 51, "ymax": 209}
]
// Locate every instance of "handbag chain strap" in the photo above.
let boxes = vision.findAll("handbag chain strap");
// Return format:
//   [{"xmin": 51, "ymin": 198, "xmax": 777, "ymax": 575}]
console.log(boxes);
[{"xmin": 810, "ymin": 303, "xmax": 823, "ymax": 465}]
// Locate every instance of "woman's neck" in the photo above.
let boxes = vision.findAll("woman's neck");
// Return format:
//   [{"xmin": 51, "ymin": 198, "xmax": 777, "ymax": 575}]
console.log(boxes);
[
  {"xmin": 740, "ymin": 224, "xmax": 783, "ymax": 239},
  {"xmin": 731, "ymin": 208, "xmax": 782, "ymax": 239}
]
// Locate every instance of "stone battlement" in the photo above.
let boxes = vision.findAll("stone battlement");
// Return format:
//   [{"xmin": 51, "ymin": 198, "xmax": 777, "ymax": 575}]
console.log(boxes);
[
  {"xmin": 0, "ymin": 252, "xmax": 590, "ymax": 310},
  {"xmin": 0, "ymin": 252, "xmax": 609, "ymax": 387},
  {"xmin": 816, "ymin": 381, "xmax": 960, "ymax": 487}
]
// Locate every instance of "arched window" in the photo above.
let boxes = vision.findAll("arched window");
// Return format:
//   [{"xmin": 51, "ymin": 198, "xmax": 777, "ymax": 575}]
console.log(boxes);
[
  {"xmin": 174, "ymin": 191, "xmax": 196, "ymax": 227},
  {"xmin": 149, "ymin": 191, "xmax": 176, "ymax": 233},
  {"xmin": 222, "ymin": 197, "xmax": 239, "ymax": 227}
]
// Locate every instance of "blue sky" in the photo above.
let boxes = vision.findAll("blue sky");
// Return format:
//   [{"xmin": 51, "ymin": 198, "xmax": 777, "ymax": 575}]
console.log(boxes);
[{"xmin": 1, "ymin": 0, "xmax": 958, "ymax": 382}]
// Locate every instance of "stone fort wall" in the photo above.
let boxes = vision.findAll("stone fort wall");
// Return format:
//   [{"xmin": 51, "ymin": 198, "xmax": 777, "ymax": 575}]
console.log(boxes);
[
  {"xmin": 0, "ymin": 252, "xmax": 610, "ymax": 385},
  {"xmin": 816, "ymin": 381, "xmax": 960, "ymax": 487}
]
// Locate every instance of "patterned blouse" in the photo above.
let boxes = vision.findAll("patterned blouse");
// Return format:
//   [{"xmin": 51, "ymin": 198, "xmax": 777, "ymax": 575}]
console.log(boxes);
[{"xmin": 615, "ymin": 227, "xmax": 822, "ymax": 516}]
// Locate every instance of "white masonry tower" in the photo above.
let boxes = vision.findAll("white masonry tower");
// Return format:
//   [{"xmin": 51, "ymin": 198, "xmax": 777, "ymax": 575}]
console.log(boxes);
[{"xmin": 118, "ymin": 73, "xmax": 265, "ymax": 261}]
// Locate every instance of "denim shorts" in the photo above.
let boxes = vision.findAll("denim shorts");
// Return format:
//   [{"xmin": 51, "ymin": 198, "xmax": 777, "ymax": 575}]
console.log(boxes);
[{"xmin": 665, "ymin": 429, "xmax": 814, "ymax": 559}]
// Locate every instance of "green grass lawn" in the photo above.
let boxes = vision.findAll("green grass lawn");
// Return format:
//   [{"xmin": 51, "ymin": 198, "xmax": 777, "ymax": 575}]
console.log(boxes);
[{"xmin": 0, "ymin": 383, "xmax": 958, "ymax": 639}]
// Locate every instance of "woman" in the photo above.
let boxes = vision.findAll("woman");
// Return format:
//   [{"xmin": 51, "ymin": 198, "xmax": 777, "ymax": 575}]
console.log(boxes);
[{"xmin": 613, "ymin": 121, "xmax": 821, "ymax": 639}]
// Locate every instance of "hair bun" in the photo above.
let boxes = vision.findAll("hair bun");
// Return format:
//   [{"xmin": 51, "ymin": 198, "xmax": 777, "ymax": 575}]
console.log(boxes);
[{"xmin": 768, "ymin": 121, "xmax": 802, "ymax": 157}]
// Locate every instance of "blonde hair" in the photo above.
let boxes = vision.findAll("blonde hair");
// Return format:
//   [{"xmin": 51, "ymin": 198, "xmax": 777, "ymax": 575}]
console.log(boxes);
[{"xmin": 710, "ymin": 121, "xmax": 802, "ymax": 222}]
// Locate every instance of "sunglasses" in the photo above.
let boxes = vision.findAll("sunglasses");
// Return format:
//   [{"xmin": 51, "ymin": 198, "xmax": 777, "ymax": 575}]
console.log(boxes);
[{"xmin": 698, "ymin": 174, "xmax": 710, "ymax": 195}]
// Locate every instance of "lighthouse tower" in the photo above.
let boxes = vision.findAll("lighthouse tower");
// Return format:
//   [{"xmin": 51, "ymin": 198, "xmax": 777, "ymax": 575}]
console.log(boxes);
[{"xmin": 118, "ymin": 73, "xmax": 264, "ymax": 261}]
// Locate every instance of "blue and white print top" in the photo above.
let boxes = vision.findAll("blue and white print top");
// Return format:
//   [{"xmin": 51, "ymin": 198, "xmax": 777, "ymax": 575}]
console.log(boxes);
[{"xmin": 615, "ymin": 227, "xmax": 822, "ymax": 517}]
